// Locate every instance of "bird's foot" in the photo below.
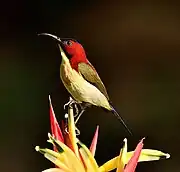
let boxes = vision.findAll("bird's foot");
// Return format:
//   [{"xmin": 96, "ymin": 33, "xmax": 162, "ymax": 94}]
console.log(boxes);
[
  {"xmin": 75, "ymin": 126, "xmax": 80, "ymax": 135},
  {"xmin": 64, "ymin": 97, "xmax": 80, "ymax": 117},
  {"xmin": 64, "ymin": 127, "xmax": 68, "ymax": 134},
  {"xmin": 73, "ymin": 103, "xmax": 79, "ymax": 117},
  {"xmin": 64, "ymin": 97, "xmax": 75, "ymax": 109},
  {"xmin": 64, "ymin": 113, "xmax": 80, "ymax": 136},
  {"xmin": 64, "ymin": 126, "xmax": 80, "ymax": 136}
]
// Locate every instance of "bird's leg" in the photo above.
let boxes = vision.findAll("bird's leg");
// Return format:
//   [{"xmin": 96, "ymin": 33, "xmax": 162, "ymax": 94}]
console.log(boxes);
[
  {"xmin": 75, "ymin": 103, "xmax": 90, "ymax": 124},
  {"xmin": 75, "ymin": 126, "xmax": 80, "ymax": 135},
  {"xmin": 64, "ymin": 112, "xmax": 81, "ymax": 135},
  {"xmin": 75, "ymin": 108, "xmax": 85, "ymax": 124},
  {"xmin": 64, "ymin": 97, "xmax": 79, "ymax": 117},
  {"xmin": 73, "ymin": 103, "xmax": 79, "ymax": 117},
  {"xmin": 64, "ymin": 99, "xmax": 81, "ymax": 136},
  {"xmin": 64, "ymin": 97, "xmax": 75, "ymax": 109}
]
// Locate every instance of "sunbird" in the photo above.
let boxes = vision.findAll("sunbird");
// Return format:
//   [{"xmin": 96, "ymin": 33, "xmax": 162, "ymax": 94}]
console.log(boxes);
[{"xmin": 39, "ymin": 33, "xmax": 132, "ymax": 135}]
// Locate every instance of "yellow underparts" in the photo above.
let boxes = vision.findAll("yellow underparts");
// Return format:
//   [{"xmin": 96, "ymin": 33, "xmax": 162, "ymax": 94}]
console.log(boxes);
[{"xmin": 59, "ymin": 53, "xmax": 111, "ymax": 111}]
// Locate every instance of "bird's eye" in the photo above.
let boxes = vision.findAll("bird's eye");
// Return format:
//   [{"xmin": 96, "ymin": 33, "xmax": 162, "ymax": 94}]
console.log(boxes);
[{"xmin": 65, "ymin": 40, "xmax": 72, "ymax": 46}]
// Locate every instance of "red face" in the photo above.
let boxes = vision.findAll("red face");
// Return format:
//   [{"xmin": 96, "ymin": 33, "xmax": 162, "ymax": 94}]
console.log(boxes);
[
  {"xmin": 62, "ymin": 40, "xmax": 85, "ymax": 57},
  {"xmin": 61, "ymin": 39, "xmax": 88, "ymax": 71}
]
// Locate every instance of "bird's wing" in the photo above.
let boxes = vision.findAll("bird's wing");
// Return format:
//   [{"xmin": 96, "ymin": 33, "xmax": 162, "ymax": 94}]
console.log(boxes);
[{"xmin": 78, "ymin": 62, "xmax": 109, "ymax": 100}]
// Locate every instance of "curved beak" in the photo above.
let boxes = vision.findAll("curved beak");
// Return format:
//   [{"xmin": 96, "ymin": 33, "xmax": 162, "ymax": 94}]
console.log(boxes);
[
  {"xmin": 38, "ymin": 33, "xmax": 62, "ymax": 43},
  {"xmin": 38, "ymin": 33, "xmax": 69, "ymax": 62}
]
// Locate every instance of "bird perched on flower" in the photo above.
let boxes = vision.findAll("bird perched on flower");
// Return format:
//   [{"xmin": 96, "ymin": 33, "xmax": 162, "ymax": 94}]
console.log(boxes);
[{"xmin": 39, "ymin": 33, "xmax": 131, "ymax": 134}]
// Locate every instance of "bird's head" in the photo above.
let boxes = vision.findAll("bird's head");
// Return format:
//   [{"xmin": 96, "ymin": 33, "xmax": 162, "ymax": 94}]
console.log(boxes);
[
  {"xmin": 38, "ymin": 33, "xmax": 86, "ymax": 58},
  {"xmin": 61, "ymin": 39, "xmax": 84, "ymax": 57}
]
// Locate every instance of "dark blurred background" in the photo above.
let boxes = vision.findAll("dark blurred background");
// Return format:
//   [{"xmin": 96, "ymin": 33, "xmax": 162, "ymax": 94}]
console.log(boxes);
[{"xmin": 0, "ymin": 0, "xmax": 179, "ymax": 171}]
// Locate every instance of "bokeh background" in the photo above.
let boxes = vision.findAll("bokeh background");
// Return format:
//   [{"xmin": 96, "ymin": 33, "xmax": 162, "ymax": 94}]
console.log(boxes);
[{"xmin": 0, "ymin": 0, "xmax": 179, "ymax": 171}]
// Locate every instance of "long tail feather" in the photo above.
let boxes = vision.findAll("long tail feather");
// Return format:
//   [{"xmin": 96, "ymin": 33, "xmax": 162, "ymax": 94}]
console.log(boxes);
[{"xmin": 110, "ymin": 105, "xmax": 132, "ymax": 135}]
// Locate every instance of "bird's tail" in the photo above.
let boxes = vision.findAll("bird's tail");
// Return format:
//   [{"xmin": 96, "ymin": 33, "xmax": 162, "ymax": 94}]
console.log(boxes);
[{"xmin": 110, "ymin": 105, "xmax": 132, "ymax": 135}]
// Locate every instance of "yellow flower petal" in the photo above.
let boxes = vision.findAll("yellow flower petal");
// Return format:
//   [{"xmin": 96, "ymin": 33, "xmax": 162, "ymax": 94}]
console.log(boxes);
[
  {"xmin": 68, "ymin": 105, "xmax": 80, "ymax": 159},
  {"xmin": 78, "ymin": 140, "xmax": 99, "ymax": 171},
  {"xmin": 79, "ymin": 148, "xmax": 97, "ymax": 172},
  {"xmin": 99, "ymin": 139, "xmax": 127, "ymax": 172},
  {"xmin": 116, "ymin": 138, "xmax": 127, "ymax": 172},
  {"xmin": 35, "ymin": 146, "xmax": 72, "ymax": 172},
  {"xmin": 99, "ymin": 148, "xmax": 170, "ymax": 171},
  {"xmin": 126, "ymin": 149, "xmax": 170, "ymax": 162},
  {"xmin": 99, "ymin": 157, "xmax": 117, "ymax": 172},
  {"xmin": 48, "ymin": 133, "xmax": 85, "ymax": 172},
  {"xmin": 42, "ymin": 168, "xmax": 64, "ymax": 172}
]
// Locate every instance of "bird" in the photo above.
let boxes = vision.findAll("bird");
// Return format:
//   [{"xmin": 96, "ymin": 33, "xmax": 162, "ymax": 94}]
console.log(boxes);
[{"xmin": 39, "ymin": 33, "xmax": 132, "ymax": 135}]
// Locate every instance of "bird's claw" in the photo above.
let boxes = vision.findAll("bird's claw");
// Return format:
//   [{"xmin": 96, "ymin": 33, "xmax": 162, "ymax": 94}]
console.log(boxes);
[
  {"xmin": 64, "ymin": 97, "xmax": 75, "ymax": 109},
  {"xmin": 73, "ymin": 103, "xmax": 79, "ymax": 117},
  {"xmin": 64, "ymin": 97, "xmax": 80, "ymax": 117},
  {"xmin": 64, "ymin": 125, "xmax": 80, "ymax": 136},
  {"xmin": 64, "ymin": 127, "xmax": 68, "ymax": 134},
  {"xmin": 63, "ymin": 103, "xmax": 68, "ymax": 110},
  {"xmin": 75, "ymin": 126, "xmax": 80, "ymax": 135}
]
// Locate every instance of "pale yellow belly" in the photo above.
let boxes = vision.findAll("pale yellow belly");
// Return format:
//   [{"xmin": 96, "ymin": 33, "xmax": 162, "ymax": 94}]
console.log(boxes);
[{"xmin": 60, "ymin": 63, "xmax": 111, "ymax": 110}]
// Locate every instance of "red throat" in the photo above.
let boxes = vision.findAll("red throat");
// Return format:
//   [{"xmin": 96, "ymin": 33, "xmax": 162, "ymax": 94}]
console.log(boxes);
[{"xmin": 70, "ymin": 53, "xmax": 88, "ymax": 71}]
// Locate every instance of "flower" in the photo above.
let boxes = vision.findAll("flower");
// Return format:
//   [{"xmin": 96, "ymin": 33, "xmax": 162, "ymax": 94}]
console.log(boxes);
[{"xmin": 35, "ymin": 96, "xmax": 170, "ymax": 172}]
